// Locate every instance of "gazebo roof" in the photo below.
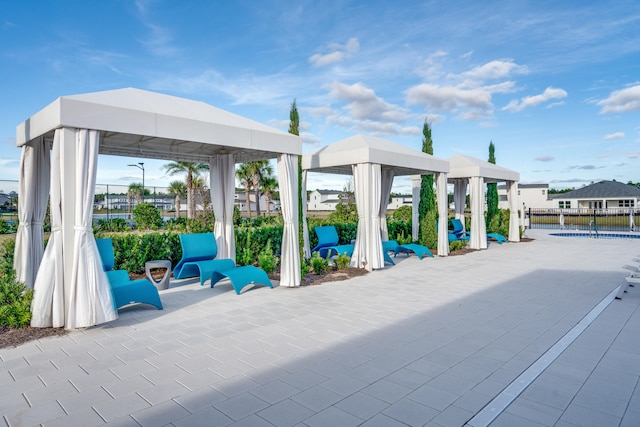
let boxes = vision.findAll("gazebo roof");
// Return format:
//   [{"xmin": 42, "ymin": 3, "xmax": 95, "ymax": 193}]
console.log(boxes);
[
  {"xmin": 447, "ymin": 154, "xmax": 519, "ymax": 183},
  {"xmin": 302, "ymin": 134, "xmax": 449, "ymax": 176},
  {"xmin": 16, "ymin": 88, "xmax": 301, "ymax": 163}
]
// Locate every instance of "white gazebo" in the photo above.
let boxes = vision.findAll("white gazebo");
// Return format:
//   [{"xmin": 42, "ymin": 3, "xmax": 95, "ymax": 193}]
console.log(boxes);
[
  {"xmin": 302, "ymin": 134, "xmax": 450, "ymax": 271},
  {"xmin": 447, "ymin": 154, "xmax": 520, "ymax": 249},
  {"xmin": 15, "ymin": 88, "xmax": 302, "ymax": 329}
]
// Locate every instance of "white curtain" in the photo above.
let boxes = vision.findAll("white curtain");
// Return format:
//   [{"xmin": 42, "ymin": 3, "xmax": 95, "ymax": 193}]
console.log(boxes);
[
  {"xmin": 411, "ymin": 176, "xmax": 421, "ymax": 242},
  {"xmin": 379, "ymin": 169, "xmax": 395, "ymax": 241},
  {"xmin": 14, "ymin": 137, "xmax": 50, "ymax": 288},
  {"xmin": 277, "ymin": 154, "xmax": 301, "ymax": 287},
  {"xmin": 301, "ymin": 169, "xmax": 311, "ymax": 259},
  {"xmin": 350, "ymin": 163, "xmax": 383, "ymax": 271},
  {"xmin": 506, "ymin": 180, "xmax": 520, "ymax": 242},
  {"xmin": 469, "ymin": 176, "xmax": 487, "ymax": 250},
  {"xmin": 436, "ymin": 172, "xmax": 449, "ymax": 256},
  {"xmin": 210, "ymin": 154, "xmax": 236, "ymax": 260},
  {"xmin": 66, "ymin": 129, "xmax": 117, "ymax": 329},
  {"xmin": 32, "ymin": 131, "xmax": 64, "ymax": 327},
  {"xmin": 453, "ymin": 179, "xmax": 468, "ymax": 232}
]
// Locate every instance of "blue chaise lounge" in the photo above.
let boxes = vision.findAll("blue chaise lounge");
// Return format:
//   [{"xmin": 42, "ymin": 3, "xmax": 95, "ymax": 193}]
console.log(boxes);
[
  {"xmin": 174, "ymin": 232, "xmax": 272, "ymax": 294},
  {"xmin": 96, "ymin": 238, "xmax": 163, "ymax": 310}
]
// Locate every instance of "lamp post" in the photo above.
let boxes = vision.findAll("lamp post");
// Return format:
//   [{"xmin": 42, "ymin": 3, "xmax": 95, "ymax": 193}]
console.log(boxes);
[{"xmin": 128, "ymin": 162, "xmax": 145, "ymax": 202}]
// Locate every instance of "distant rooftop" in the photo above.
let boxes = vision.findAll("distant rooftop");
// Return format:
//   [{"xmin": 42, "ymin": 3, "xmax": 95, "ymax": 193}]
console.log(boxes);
[{"xmin": 552, "ymin": 180, "xmax": 640, "ymax": 199}]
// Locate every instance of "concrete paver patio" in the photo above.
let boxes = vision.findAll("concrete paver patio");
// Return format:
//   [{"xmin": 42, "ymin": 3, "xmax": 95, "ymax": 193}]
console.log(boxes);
[{"xmin": 2, "ymin": 229, "xmax": 639, "ymax": 426}]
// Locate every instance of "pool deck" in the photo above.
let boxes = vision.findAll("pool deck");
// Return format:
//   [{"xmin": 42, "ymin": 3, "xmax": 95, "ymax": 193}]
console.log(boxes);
[{"xmin": 2, "ymin": 229, "xmax": 640, "ymax": 426}]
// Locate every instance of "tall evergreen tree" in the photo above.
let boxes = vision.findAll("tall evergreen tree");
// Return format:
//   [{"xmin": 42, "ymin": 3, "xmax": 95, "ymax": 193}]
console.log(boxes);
[
  {"xmin": 486, "ymin": 141, "xmax": 499, "ymax": 228},
  {"xmin": 288, "ymin": 99, "xmax": 304, "ymax": 257},
  {"xmin": 419, "ymin": 119, "xmax": 436, "ymax": 231}
]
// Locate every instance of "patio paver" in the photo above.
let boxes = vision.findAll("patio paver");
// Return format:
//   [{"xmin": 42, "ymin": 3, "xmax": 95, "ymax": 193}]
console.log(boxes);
[{"xmin": 2, "ymin": 229, "xmax": 640, "ymax": 426}]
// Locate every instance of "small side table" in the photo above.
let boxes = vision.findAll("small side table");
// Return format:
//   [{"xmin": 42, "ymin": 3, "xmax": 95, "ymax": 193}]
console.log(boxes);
[{"xmin": 145, "ymin": 260, "xmax": 171, "ymax": 290}]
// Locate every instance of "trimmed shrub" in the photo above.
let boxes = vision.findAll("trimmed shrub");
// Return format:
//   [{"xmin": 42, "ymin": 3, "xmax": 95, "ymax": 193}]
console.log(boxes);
[
  {"xmin": 101, "ymin": 232, "xmax": 181, "ymax": 274},
  {"xmin": 310, "ymin": 252, "xmax": 330, "ymax": 274},
  {"xmin": 258, "ymin": 240, "xmax": 279, "ymax": 274},
  {"xmin": 419, "ymin": 210, "xmax": 438, "ymax": 249},
  {"xmin": 0, "ymin": 270, "xmax": 33, "ymax": 328},
  {"xmin": 132, "ymin": 203, "xmax": 163, "ymax": 230},
  {"xmin": 392, "ymin": 205, "xmax": 412, "ymax": 222},
  {"xmin": 334, "ymin": 253, "xmax": 351, "ymax": 270}
]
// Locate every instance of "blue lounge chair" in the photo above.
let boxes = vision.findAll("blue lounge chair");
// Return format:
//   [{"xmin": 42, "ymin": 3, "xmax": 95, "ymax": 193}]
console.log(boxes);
[
  {"xmin": 174, "ymin": 232, "xmax": 272, "ymax": 294},
  {"xmin": 173, "ymin": 233, "xmax": 236, "ymax": 286},
  {"xmin": 437, "ymin": 220, "xmax": 466, "ymax": 243},
  {"xmin": 450, "ymin": 219, "xmax": 470, "ymax": 241},
  {"xmin": 211, "ymin": 265, "xmax": 273, "ymax": 295},
  {"xmin": 311, "ymin": 226, "xmax": 354, "ymax": 258},
  {"xmin": 95, "ymin": 238, "xmax": 163, "ymax": 310},
  {"xmin": 450, "ymin": 218, "xmax": 507, "ymax": 244},
  {"xmin": 393, "ymin": 243, "xmax": 434, "ymax": 260}
]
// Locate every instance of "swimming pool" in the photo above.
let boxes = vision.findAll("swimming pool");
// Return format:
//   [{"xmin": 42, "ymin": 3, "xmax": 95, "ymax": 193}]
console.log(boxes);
[{"xmin": 550, "ymin": 232, "xmax": 640, "ymax": 240}]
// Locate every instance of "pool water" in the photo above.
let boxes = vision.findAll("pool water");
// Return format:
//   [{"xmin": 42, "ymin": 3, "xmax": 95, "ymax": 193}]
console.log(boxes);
[{"xmin": 550, "ymin": 232, "xmax": 640, "ymax": 240}]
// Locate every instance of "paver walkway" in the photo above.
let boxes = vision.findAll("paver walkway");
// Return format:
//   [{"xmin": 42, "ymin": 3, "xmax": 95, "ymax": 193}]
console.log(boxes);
[{"xmin": 1, "ymin": 230, "xmax": 639, "ymax": 426}]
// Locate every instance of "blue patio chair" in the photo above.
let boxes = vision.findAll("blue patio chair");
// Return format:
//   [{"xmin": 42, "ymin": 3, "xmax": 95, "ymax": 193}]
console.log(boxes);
[
  {"xmin": 437, "ymin": 220, "xmax": 466, "ymax": 243},
  {"xmin": 311, "ymin": 226, "xmax": 354, "ymax": 258},
  {"xmin": 95, "ymin": 238, "xmax": 163, "ymax": 310},
  {"xmin": 451, "ymin": 218, "xmax": 507, "ymax": 244},
  {"xmin": 173, "ymin": 232, "xmax": 236, "ymax": 286},
  {"xmin": 211, "ymin": 265, "xmax": 273, "ymax": 295},
  {"xmin": 392, "ymin": 242, "xmax": 434, "ymax": 260},
  {"xmin": 450, "ymin": 219, "xmax": 469, "ymax": 241},
  {"xmin": 174, "ymin": 232, "xmax": 272, "ymax": 294}
]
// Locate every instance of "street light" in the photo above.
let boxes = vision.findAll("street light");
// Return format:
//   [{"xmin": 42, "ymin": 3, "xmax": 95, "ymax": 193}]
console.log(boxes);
[{"xmin": 128, "ymin": 162, "xmax": 145, "ymax": 202}]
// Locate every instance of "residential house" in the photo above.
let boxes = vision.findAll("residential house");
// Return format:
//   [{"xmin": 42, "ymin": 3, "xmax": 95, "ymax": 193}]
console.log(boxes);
[
  {"xmin": 549, "ymin": 180, "xmax": 640, "ymax": 210},
  {"xmin": 307, "ymin": 189, "xmax": 344, "ymax": 211},
  {"xmin": 498, "ymin": 183, "xmax": 553, "ymax": 210},
  {"xmin": 388, "ymin": 195, "xmax": 412, "ymax": 210}
]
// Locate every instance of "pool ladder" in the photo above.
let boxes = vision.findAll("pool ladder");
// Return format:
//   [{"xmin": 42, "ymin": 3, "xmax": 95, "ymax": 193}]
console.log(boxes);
[{"xmin": 589, "ymin": 220, "xmax": 599, "ymax": 237}]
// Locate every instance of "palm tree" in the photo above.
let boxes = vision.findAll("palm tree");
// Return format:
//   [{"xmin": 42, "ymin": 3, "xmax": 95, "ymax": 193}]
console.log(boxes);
[
  {"xmin": 167, "ymin": 181, "xmax": 186, "ymax": 219},
  {"xmin": 191, "ymin": 176, "xmax": 209, "ymax": 213},
  {"xmin": 163, "ymin": 162, "xmax": 209, "ymax": 219},
  {"xmin": 236, "ymin": 163, "xmax": 253, "ymax": 217},
  {"xmin": 127, "ymin": 182, "xmax": 144, "ymax": 218},
  {"xmin": 260, "ymin": 174, "xmax": 278, "ymax": 215},
  {"xmin": 249, "ymin": 160, "xmax": 272, "ymax": 216}
]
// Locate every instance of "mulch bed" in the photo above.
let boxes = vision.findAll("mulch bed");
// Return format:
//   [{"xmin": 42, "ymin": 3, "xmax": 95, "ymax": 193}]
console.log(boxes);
[{"xmin": 0, "ymin": 325, "xmax": 67, "ymax": 349}]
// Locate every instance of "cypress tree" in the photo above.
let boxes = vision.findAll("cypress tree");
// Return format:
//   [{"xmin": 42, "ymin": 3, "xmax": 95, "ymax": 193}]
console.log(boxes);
[
  {"xmin": 419, "ymin": 119, "xmax": 436, "ymax": 221},
  {"xmin": 418, "ymin": 119, "xmax": 437, "ymax": 246},
  {"xmin": 486, "ymin": 141, "xmax": 499, "ymax": 230},
  {"xmin": 288, "ymin": 99, "xmax": 304, "ymax": 257}
]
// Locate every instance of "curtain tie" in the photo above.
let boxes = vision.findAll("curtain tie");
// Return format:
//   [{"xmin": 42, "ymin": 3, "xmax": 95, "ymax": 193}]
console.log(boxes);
[
  {"xmin": 74, "ymin": 226, "xmax": 93, "ymax": 232},
  {"xmin": 51, "ymin": 226, "xmax": 62, "ymax": 232},
  {"xmin": 32, "ymin": 221, "xmax": 44, "ymax": 227}
]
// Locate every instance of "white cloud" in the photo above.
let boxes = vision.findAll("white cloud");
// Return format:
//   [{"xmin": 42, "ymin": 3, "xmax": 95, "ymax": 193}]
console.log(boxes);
[
  {"xmin": 535, "ymin": 155, "xmax": 554, "ymax": 162},
  {"xmin": 502, "ymin": 87, "xmax": 568, "ymax": 112},
  {"xmin": 329, "ymin": 81, "xmax": 411, "ymax": 123},
  {"xmin": 603, "ymin": 132, "xmax": 624, "ymax": 140},
  {"xmin": 456, "ymin": 60, "xmax": 528, "ymax": 85},
  {"xmin": 415, "ymin": 50, "xmax": 449, "ymax": 80},
  {"xmin": 303, "ymin": 106, "xmax": 333, "ymax": 118},
  {"xmin": 597, "ymin": 85, "xmax": 640, "ymax": 113},
  {"xmin": 406, "ymin": 83, "xmax": 492, "ymax": 111},
  {"xmin": 309, "ymin": 37, "xmax": 359, "ymax": 67},
  {"xmin": 408, "ymin": 58, "xmax": 527, "ymax": 120}
]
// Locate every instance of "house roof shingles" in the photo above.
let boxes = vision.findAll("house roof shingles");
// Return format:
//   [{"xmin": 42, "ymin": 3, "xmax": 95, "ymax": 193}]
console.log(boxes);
[{"xmin": 556, "ymin": 180, "xmax": 640, "ymax": 199}]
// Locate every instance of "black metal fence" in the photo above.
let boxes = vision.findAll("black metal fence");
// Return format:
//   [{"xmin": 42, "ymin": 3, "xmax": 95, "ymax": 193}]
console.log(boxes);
[{"xmin": 528, "ymin": 208, "xmax": 637, "ymax": 232}]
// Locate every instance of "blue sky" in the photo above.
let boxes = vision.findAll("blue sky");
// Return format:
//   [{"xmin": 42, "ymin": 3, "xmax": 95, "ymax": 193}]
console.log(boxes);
[{"xmin": 1, "ymin": 0, "xmax": 639, "ymax": 195}]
